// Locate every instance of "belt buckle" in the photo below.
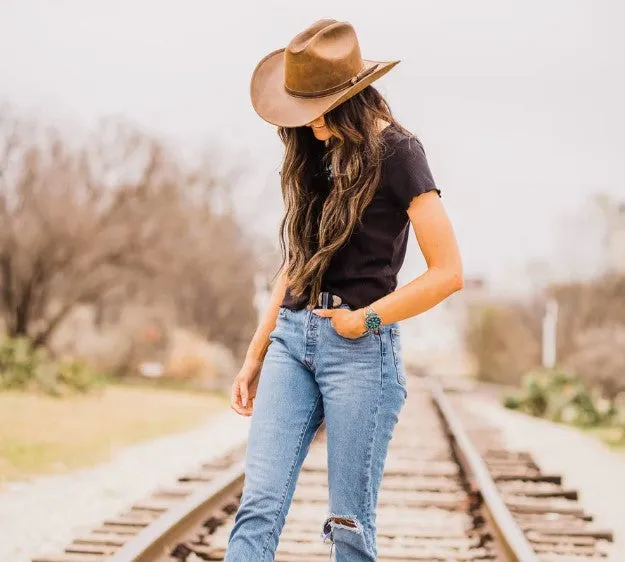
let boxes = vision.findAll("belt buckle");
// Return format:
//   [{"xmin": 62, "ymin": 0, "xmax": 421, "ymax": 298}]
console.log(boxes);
[{"xmin": 317, "ymin": 291, "xmax": 342, "ymax": 309}]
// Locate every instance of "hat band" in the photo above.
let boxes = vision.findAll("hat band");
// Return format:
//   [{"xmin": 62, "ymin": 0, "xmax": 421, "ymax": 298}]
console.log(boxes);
[{"xmin": 285, "ymin": 63, "xmax": 379, "ymax": 99}]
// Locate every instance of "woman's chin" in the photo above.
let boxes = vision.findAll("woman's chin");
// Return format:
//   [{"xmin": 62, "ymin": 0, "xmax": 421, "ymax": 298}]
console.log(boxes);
[{"xmin": 312, "ymin": 128, "xmax": 332, "ymax": 142}]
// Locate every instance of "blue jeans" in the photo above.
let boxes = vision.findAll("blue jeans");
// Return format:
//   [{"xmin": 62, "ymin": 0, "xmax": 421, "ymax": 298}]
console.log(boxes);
[{"xmin": 224, "ymin": 303, "xmax": 407, "ymax": 561}]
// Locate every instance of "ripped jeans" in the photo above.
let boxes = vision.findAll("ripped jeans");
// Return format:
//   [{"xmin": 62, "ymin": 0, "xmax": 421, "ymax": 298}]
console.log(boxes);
[{"xmin": 224, "ymin": 303, "xmax": 407, "ymax": 561}]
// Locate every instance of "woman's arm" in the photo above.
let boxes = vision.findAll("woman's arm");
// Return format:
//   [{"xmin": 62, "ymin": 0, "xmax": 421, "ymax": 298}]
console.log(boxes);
[
  {"xmin": 368, "ymin": 190, "xmax": 463, "ymax": 324},
  {"xmin": 245, "ymin": 263, "xmax": 289, "ymax": 363},
  {"xmin": 313, "ymin": 190, "xmax": 462, "ymax": 335},
  {"xmin": 231, "ymin": 259, "xmax": 289, "ymax": 416}
]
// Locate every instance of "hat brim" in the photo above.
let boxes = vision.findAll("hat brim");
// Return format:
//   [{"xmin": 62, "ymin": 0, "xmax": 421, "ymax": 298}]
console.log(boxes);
[{"xmin": 250, "ymin": 48, "xmax": 400, "ymax": 128}]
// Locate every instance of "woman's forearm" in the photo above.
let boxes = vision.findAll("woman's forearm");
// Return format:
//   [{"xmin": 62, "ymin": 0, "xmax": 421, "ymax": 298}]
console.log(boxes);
[
  {"xmin": 245, "ymin": 266, "xmax": 289, "ymax": 363},
  {"xmin": 365, "ymin": 265, "xmax": 464, "ymax": 326}
]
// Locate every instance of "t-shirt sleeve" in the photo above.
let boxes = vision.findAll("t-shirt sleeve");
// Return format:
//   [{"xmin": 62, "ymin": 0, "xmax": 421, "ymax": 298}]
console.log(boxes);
[{"xmin": 385, "ymin": 135, "xmax": 441, "ymax": 210}]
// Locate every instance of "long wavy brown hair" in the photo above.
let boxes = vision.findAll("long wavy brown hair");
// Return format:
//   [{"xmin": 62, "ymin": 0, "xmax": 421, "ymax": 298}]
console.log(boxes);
[{"xmin": 275, "ymin": 85, "xmax": 410, "ymax": 309}]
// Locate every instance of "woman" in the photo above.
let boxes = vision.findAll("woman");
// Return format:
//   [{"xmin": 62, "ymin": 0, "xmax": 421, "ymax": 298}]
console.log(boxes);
[{"xmin": 226, "ymin": 19, "xmax": 463, "ymax": 562}]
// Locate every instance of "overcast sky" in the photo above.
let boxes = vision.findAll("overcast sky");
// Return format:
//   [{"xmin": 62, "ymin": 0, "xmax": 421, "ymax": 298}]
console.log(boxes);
[{"xmin": 1, "ymin": 0, "xmax": 624, "ymax": 293}]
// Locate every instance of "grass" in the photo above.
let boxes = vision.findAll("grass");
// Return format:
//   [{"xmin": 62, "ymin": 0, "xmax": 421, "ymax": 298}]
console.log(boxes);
[
  {"xmin": 581, "ymin": 425, "xmax": 625, "ymax": 454},
  {"xmin": 0, "ymin": 384, "xmax": 229, "ymax": 482}
]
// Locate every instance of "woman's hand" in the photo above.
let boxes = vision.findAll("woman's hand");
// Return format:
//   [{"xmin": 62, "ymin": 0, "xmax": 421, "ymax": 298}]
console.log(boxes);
[
  {"xmin": 312, "ymin": 308, "xmax": 367, "ymax": 339},
  {"xmin": 231, "ymin": 357, "xmax": 263, "ymax": 416}
]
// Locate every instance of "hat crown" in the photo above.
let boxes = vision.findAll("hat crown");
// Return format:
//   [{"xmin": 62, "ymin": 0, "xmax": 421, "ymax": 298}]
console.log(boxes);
[{"xmin": 284, "ymin": 19, "xmax": 364, "ymax": 96}]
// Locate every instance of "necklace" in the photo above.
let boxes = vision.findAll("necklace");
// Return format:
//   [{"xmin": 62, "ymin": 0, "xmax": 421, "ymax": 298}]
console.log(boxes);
[{"xmin": 324, "ymin": 160, "xmax": 333, "ymax": 183}]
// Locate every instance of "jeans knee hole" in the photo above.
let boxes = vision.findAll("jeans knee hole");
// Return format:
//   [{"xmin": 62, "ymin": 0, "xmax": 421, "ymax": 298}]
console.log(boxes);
[{"xmin": 321, "ymin": 516, "xmax": 366, "ymax": 550}]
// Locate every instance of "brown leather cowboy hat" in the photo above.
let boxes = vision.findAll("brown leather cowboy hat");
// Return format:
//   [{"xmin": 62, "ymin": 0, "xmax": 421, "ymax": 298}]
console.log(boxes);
[{"xmin": 250, "ymin": 19, "xmax": 400, "ymax": 128}]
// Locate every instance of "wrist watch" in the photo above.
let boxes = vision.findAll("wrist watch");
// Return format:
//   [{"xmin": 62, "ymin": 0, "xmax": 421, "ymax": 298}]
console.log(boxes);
[{"xmin": 363, "ymin": 305, "xmax": 382, "ymax": 334}]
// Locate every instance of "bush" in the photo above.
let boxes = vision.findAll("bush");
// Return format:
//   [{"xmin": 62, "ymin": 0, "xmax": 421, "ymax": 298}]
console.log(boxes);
[
  {"xmin": 0, "ymin": 336, "xmax": 104, "ymax": 396},
  {"xmin": 504, "ymin": 368, "xmax": 621, "ymax": 429},
  {"xmin": 562, "ymin": 324, "xmax": 625, "ymax": 412},
  {"xmin": 464, "ymin": 302, "xmax": 542, "ymax": 385}
]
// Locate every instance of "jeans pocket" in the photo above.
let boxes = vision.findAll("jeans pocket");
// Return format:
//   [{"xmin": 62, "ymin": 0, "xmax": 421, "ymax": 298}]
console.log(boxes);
[{"xmin": 389, "ymin": 327, "xmax": 407, "ymax": 388}]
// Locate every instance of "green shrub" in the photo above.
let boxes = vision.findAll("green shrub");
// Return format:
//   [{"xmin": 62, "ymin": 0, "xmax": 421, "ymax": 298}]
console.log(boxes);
[
  {"xmin": 503, "ymin": 395, "xmax": 521, "ymax": 410},
  {"xmin": 0, "ymin": 336, "xmax": 103, "ymax": 396},
  {"xmin": 504, "ymin": 367, "xmax": 622, "ymax": 429},
  {"xmin": 57, "ymin": 358, "xmax": 106, "ymax": 392},
  {"xmin": 521, "ymin": 373, "xmax": 550, "ymax": 417}
]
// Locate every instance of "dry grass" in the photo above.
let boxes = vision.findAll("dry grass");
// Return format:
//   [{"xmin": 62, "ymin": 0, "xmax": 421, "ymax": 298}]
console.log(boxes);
[
  {"xmin": 582, "ymin": 426, "xmax": 625, "ymax": 455},
  {"xmin": 0, "ymin": 385, "xmax": 228, "ymax": 481}
]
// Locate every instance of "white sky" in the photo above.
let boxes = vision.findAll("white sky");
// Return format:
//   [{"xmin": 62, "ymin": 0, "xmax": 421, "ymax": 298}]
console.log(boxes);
[{"xmin": 1, "ymin": 0, "xmax": 624, "ymax": 291}]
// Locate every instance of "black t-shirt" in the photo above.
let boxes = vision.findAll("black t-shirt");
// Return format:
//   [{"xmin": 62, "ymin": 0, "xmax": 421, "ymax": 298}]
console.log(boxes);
[{"xmin": 281, "ymin": 122, "xmax": 441, "ymax": 311}]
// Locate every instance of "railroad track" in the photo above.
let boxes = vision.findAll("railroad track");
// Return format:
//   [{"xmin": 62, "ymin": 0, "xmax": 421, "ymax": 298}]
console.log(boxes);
[{"xmin": 32, "ymin": 374, "xmax": 613, "ymax": 562}]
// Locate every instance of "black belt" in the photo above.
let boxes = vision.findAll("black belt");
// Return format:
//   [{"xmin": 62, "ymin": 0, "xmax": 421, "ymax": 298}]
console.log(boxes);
[{"xmin": 314, "ymin": 291, "xmax": 344, "ymax": 309}]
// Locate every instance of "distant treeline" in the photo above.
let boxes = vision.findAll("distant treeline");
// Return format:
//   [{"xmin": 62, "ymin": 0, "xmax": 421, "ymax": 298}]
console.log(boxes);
[{"xmin": 465, "ymin": 273, "xmax": 625, "ymax": 401}]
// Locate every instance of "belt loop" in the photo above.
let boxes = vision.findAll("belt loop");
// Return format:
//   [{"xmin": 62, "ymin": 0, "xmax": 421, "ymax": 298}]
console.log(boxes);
[
  {"xmin": 321, "ymin": 291, "xmax": 331, "ymax": 309},
  {"xmin": 316, "ymin": 291, "xmax": 343, "ymax": 309}
]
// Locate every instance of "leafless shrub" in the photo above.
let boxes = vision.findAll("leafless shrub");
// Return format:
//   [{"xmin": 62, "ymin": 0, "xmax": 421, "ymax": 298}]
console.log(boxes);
[
  {"xmin": 464, "ymin": 299, "xmax": 542, "ymax": 385},
  {"xmin": 563, "ymin": 325, "xmax": 625, "ymax": 407},
  {"xmin": 548, "ymin": 274, "xmax": 625, "ymax": 361}
]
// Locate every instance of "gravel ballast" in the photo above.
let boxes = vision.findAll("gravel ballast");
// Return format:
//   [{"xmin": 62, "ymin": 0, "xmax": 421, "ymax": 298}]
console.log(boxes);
[{"xmin": 464, "ymin": 393, "xmax": 625, "ymax": 561}]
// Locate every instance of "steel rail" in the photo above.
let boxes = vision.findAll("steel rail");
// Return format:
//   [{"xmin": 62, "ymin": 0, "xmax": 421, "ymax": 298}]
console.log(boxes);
[
  {"xmin": 108, "ymin": 462, "xmax": 245, "ymax": 562},
  {"xmin": 429, "ymin": 378, "xmax": 541, "ymax": 562}
]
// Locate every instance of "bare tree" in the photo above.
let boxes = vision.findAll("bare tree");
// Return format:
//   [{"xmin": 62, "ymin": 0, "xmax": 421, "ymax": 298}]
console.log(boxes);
[
  {"xmin": 0, "ymin": 110, "xmax": 259, "ymax": 359},
  {"xmin": 563, "ymin": 325, "xmax": 625, "ymax": 412},
  {"xmin": 464, "ymin": 298, "xmax": 542, "ymax": 385},
  {"xmin": 549, "ymin": 274, "xmax": 625, "ymax": 362}
]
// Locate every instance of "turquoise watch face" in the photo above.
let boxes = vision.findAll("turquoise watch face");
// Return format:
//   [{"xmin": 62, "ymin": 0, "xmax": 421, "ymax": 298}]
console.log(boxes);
[{"xmin": 364, "ymin": 309, "xmax": 382, "ymax": 332}]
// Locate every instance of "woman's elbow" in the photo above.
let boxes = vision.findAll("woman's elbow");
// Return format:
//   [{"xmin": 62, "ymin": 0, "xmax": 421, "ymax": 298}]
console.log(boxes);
[{"xmin": 445, "ymin": 267, "xmax": 464, "ymax": 295}]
